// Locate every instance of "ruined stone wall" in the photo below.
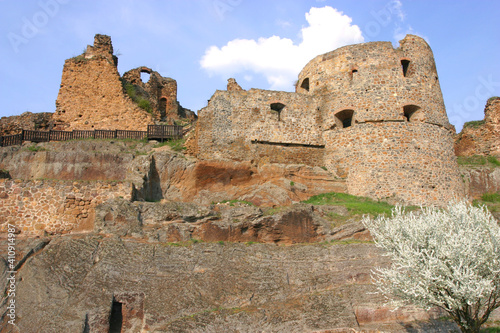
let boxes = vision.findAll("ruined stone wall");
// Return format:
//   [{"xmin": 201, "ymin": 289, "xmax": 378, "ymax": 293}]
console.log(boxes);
[
  {"xmin": 324, "ymin": 122, "xmax": 464, "ymax": 205},
  {"xmin": 0, "ymin": 111, "xmax": 54, "ymax": 136},
  {"xmin": 455, "ymin": 97, "xmax": 500, "ymax": 156},
  {"xmin": 0, "ymin": 179, "xmax": 131, "ymax": 235},
  {"xmin": 121, "ymin": 66, "xmax": 179, "ymax": 121},
  {"xmin": 53, "ymin": 34, "xmax": 154, "ymax": 130},
  {"xmin": 195, "ymin": 88, "xmax": 323, "ymax": 162}
]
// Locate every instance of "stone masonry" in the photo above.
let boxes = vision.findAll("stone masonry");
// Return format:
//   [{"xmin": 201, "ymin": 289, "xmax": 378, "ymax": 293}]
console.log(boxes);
[
  {"xmin": 53, "ymin": 34, "xmax": 194, "ymax": 130},
  {"xmin": 191, "ymin": 35, "xmax": 465, "ymax": 206},
  {"xmin": 0, "ymin": 179, "xmax": 130, "ymax": 235}
]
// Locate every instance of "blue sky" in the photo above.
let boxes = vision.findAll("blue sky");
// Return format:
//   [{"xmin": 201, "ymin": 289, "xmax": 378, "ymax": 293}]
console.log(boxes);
[{"xmin": 0, "ymin": 0, "xmax": 499, "ymax": 131}]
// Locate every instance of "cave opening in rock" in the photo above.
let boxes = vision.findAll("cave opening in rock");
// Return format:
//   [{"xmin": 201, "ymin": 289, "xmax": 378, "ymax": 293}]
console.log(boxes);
[{"xmin": 108, "ymin": 300, "xmax": 123, "ymax": 333}]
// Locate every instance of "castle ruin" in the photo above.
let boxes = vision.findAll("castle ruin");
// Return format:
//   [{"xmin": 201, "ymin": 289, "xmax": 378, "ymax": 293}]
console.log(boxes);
[
  {"xmin": 54, "ymin": 34, "xmax": 195, "ymax": 130},
  {"xmin": 191, "ymin": 35, "xmax": 465, "ymax": 206}
]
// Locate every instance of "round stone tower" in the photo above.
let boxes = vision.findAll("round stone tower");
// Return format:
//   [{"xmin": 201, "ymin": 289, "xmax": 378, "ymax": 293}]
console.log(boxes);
[{"xmin": 297, "ymin": 35, "xmax": 464, "ymax": 205}]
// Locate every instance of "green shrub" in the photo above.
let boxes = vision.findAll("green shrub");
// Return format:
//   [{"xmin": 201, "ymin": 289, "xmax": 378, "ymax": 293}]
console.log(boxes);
[{"xmin": 138, "ymin": 99, "xmax": 152, "ymax": 113}]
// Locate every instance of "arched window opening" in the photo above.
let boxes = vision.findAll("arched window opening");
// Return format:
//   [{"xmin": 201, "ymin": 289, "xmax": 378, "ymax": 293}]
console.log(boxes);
[
  {"xmin": 335, "ymin": 109, "xmax": 354, "ymax": 128},
  {"xmin": 270, "ymin": 102, "xmax": 285, "ymax": 121},
  {"xmin": 300, "ymin": 78, "xmax": 310, "ymax": 92},
  {"xmin": 401, "ymin": 59, "xmax": 410, "ymax": 77},
  {"xmin": 140, "ymin": 69, "xmax": 152, "ymax": 83},
  {"xmin": 403, "ymin": 105, "xmax": 421, "ymax": 121},
  {"xmin": 350, "ymin": 67, "xmax": 358, "ymax": 81}
]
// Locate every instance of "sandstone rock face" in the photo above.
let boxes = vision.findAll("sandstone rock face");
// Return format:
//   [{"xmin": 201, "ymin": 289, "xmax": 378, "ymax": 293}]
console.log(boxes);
[
  {"xmin": 0, "ymin": 237, "xmax": 461, "ymax": 332},
  {"xmin": 460, "ymin": 166, "xmax": 500, "ymax": 198},
  {"xmin": 0, "ymin": 141, "xmax": 346, "ymax": 236},
  {"xmin": 0, "ymin": 111, "xmax": 54, "ymax": 136},
  {"xmin": 455, "ymin": 97, "xmax": 500, "ymax": 156},
  {"xmin": 94, "ymin": 199, "xmax": 363, "ymax": 244}
]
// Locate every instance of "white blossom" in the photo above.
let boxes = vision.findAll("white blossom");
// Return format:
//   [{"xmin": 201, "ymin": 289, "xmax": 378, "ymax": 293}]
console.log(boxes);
[{"xmin": 362, "ymin": 201, "xmax": 500, "ymax": 333}]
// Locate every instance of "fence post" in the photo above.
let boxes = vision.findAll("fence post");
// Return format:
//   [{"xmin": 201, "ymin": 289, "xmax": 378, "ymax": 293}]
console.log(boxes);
[
  {"xmin": 49, "ymin": 129, "xmax": 52, "ymax": 141},
  {"xmin": 21, "ymin": 129, "xmax": 25, "ymax": 142},
  {"xmin": 115, "ymin": 129, "xmax": 118, "ymax": 139},
  {"xmin": 93, "ymin": 130, "xmax": 96, "ymax": 139},
  {"xmin": 0, "ymin": 136, "xmax": 3, "ymax": 147}
]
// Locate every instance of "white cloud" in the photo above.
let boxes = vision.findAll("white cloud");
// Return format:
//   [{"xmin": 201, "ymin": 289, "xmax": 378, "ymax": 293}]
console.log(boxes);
[
  {"xmin": 390, "ymin": 0, "xmax": 405, "ymax": 22},
  {"xmin": 200, "ymin": 6, "xmax": 364, "ymax": 90}
]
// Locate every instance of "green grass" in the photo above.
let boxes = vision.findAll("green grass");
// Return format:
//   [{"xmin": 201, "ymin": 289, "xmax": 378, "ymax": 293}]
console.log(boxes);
[
  {"xmin": 488, "ymin": 156, "xmax": 500, "ymax": 166},
  {"xmin": 463, "ymin": 120, "xmax": 485, "ymax": 129},
  {"xmin": 155, "ymin": 138, "xmax": 186, "ymax": 152},
  {"xmin": 26, "ymin": 145, "xmax": 47, "ymax": 152},
  {"xmin": 302, "ymin": 192, "xmax": 395, "ymax": 217},
  {"xmin": 458, "ymin": 155, "xmax": 488, "ymax": 166},
  {"xmin": 488, "ymin": 96, "xmax": 499, "ymax": 103},
  {"xmin": 481, "ymin": 193, "xmax": 500, "ymax": 202},
  {"xmin": 481, "ymin": 328, "xmax": 500, "ymax": 333},
  {"xmin": 458, "ymin": 155, "xmax": 500, "ymax": 168},
  {"xmin": 473, "ymin": 193, "xmax": 500, "ymax": 214}
]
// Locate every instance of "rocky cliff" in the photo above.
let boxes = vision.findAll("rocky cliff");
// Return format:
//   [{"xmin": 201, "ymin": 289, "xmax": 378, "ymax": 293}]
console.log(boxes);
[
  {"xmin": 455, "ymin": 97, "xmax": 500, "ymax": 156},
  {"xmin": 1, "ymin": 140, "xmax": 499, "ymax": 332},
  {"xmin": 1, "ymin": 234, "xmax": 464, "ymax": 333}
]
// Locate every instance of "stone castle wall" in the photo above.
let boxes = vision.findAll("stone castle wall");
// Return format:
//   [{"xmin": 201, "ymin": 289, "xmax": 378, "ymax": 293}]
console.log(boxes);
[
  {"xmin": 0, "ymin": 179, "xmax": 131, "ymax": 235},
  {"xmin": 193, "ymin": 35, "xmax": 465, "ymax": 206},
  {"xmin": 324, "ymin": 122, "xmax": 464, "ymax": 204},
  {"xmin": 195, "ymin": 89, "xmax": 323, "ymax": 162}
]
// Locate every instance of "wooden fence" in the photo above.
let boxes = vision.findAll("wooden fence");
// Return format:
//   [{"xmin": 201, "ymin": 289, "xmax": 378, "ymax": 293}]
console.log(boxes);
[
  {"xmin": 0, "ymin": 125, "xmax": 183, "ymax": 147},
  {"xmin": 147, "ymin": 125, "xmax": 183, "ymax": 141}
]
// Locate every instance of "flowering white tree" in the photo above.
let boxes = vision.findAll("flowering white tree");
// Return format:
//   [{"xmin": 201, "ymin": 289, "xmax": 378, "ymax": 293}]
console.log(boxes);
[{"xmin": 362, "ymin": 201, "xmax": 500, "ymax": 333}]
